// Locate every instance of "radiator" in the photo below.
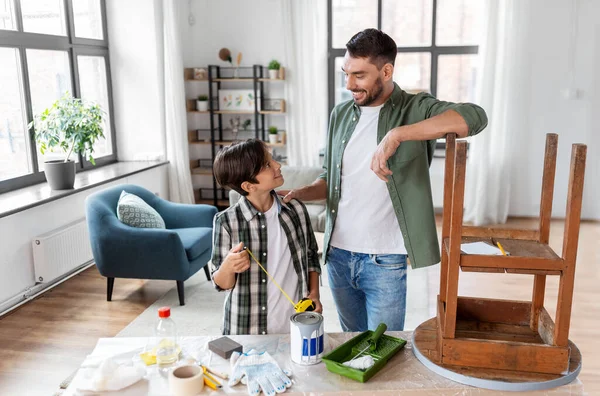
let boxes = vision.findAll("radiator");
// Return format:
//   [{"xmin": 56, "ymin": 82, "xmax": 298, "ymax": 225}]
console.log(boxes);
[{"xmin": 32, "ymin": 219, "xmax": 93, "ymax": 283}]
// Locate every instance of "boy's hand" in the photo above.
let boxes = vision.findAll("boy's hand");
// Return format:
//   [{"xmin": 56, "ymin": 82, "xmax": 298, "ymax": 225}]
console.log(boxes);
[
  {"xmin": 222, "ymin": 242, "xmax": 250, "ymax": 274},
  {"xmin": 307, "ymin": 292, "xmax": 322, "ymax": 314}
]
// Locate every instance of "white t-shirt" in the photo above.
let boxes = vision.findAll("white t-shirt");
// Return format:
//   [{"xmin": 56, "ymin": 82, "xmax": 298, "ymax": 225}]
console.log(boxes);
[
  {"xmin": 330, "ymin": 104, "xmax": 407, "ymax": 254},
  {"xmin": 265, "ymin": 198, "xmax": 299, "ymax": 334}
]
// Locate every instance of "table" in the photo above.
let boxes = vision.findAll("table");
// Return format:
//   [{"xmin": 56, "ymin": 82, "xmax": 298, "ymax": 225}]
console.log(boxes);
[{"xmin": 64, "ymin": 332, "xmax": 584, "ymax": 395}]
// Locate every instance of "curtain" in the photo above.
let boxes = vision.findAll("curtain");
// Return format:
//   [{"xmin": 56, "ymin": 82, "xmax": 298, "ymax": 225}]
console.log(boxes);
[
  {"xmin": 281, "ymin": 0, "xmax": 328, "ymax": 167},
  {"xmin": 463, "ymin": 0, "xmax": 532, "ymax": 225},
  {"xmin": 161, "ymin": 0, "xmax": 195, "ymax": 204}
]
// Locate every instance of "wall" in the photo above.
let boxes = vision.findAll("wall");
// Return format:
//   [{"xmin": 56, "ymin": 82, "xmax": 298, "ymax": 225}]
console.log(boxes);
[
  {"xmin": 506, "ymin": 0, "xmax": 598, "ymax": 219},
  {"xmin": 432, "ymin": 0, "xmax": 599, "ymax": 220},
  {"xmin": 511, "ymin": 0, "xmax": 599, "ymax": 220},
  {"xmin": 182, "ymin": 0, "xmax": 288, "ymax": 191},
  {"xmin": 0, "ymin": 165, "xmax": 168, "ymax": 308},
  {"xmin": 183, "ymin": 0, "xmax": 286, "ymax": 75},
  {"xmin": 105, "ymin": 0, "xmax": 166, "ymax": 162}
]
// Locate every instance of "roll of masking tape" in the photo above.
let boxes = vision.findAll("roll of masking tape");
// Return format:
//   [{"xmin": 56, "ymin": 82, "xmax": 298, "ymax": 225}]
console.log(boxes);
[{"xmin": 169, "ymin": 365, "xmax": 204, "ymax": 396}]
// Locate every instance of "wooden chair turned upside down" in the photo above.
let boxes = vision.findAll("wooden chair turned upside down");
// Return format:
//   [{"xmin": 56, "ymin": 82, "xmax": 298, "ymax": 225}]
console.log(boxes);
[{"xmin": 413, "ymin": 133, "xmax": 586, "ymax": 382}]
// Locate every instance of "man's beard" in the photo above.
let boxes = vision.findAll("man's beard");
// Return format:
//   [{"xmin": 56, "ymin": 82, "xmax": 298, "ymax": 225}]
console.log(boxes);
[{"xmin": 352, "ymin": 77, "xmax": 384, "ymax": 106}]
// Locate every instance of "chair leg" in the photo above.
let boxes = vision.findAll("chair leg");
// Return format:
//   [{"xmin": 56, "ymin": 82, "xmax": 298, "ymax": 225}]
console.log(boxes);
[
  {"xmin": 440, "ymin": 133, "xmax": 456, "ymax": 304},
  {"xmin": 554, "ymin": 144, "xmax": 586, "ymax": 347},
  {"xmin": 444, "ymin": 141, "xmax": 468, "ymax": 339},
  {"xmin": 177, "ymin": 281, "xmax": 185, "ymax": 306},
  {"xmin": 107, "ymin": 277, "xmax": 114, "ymax": 301},
  {"xmin": 203, "ymin": 265, "xmax": 211, "ymax": 281}
]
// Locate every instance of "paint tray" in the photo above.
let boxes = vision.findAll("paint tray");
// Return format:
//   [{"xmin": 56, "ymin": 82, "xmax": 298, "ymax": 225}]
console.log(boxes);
[{"xmin": 322, "ymin": 327, "xmax": 406, "ymax": 383}]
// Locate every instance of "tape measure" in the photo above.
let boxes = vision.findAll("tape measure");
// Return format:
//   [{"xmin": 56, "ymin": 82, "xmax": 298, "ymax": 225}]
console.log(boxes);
[
  {"xmin": 294, "ymin": 297, "xmax": 315, "ymax": 313},
  {"xmin": 245, "ymin": 247, "xmax": 315, "ymax": 313}
]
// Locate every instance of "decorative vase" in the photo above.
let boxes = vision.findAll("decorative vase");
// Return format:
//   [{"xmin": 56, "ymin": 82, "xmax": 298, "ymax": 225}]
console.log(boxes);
[
  {"xmin": 44, "ymin": 160, "xmax": 76, "ymax": 190},
  {"xmin": 196, "ymin": 100, "xmax": 208, "ymax": 112},
  {"xmin": 193, "ymin": 68, "xmax": 207, "ymax": 80},
  {"xmin": 268, "ymin": 69, "xmax": 278, "ymax": 79},
  {"xmin": 230, "ymin": 117, "xmax": 241, "ymax": 141},
  {"xmin": 278, "ymin": 131, "xmax": 286, "ymax": 145}
]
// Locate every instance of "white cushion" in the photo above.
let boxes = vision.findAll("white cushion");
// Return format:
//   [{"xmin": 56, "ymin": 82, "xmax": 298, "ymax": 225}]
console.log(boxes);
[{"xmin": 117, "ymin": 191, "xmax": 166, "ymax": 229}]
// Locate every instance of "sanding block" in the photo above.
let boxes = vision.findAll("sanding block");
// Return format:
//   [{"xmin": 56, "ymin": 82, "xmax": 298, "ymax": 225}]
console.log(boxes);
[{"xmin": 208, "ymin": 336, "xmax": 243, "ymax": 359}]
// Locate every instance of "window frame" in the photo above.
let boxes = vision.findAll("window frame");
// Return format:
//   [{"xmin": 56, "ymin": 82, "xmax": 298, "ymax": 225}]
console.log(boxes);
[
  {"xmin": 0, "ymin": 0, "xmax": 116, "ymax": 194},
  {"xmin": 327, "ymin": 0, "xmax": 479, "ymax": 113}
]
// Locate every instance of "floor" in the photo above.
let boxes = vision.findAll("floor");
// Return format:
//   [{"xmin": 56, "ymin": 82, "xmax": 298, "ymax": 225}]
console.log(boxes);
[
  {"xmin": 0, "ymin": 269, "xmax": 173, "ymax": 395},
  {"xmin": 0, "ymin": 217, "xmax": 598, "ymax": 395}
]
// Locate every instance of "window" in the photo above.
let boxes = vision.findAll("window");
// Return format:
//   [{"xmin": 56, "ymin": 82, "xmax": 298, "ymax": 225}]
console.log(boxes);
[
  {"xmin": 0, "ymin": 47, "xmax": 30, "ymax": 181},
  {"xmin": 0, "ymin": 0, "xmax": 16, "ymax": 30},
  {"xmin": 72, "ymin": 0, "xmax": 103, "ymax": 40},
  {"xmin": 328, "ymin": 0, "xmax": 481, "ymax": 109},
  {"xmin": 21, "ymin": 0, "xmax": 67, "ymax": 36},
  {"xmin": 77, "ymin": 54, "xmax": 112, "ymax": 159},
  {"xmin": 0, "ymin": 0, "xmax": 115, "ymax": 193}
]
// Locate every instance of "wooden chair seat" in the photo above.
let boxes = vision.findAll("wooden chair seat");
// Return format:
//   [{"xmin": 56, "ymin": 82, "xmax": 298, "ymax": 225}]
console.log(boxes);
[{"xmin": 442, "ymin": 236, "xmax": 563, "ymax": 275}]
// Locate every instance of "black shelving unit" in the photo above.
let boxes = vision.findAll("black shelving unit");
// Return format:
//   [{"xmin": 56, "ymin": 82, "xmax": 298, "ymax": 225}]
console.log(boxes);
[{"xmin": 193, "ymin": 64, "xmax": 286, "ymax": 208}]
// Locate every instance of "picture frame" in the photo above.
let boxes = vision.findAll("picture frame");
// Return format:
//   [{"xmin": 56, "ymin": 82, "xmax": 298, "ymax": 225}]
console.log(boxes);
[
  {"xmin": 218, "ymin": 89, "xmax": 261, "ymax": 111},
  {"xmin": 263, "ymin": 98, "xmax": 283, "ymax": 111}
]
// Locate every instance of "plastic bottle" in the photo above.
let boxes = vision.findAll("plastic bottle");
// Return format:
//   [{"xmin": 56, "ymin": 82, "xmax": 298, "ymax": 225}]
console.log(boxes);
[{"xmin": 155, "ymin": 306, "xmax": 178, "ymax": 366}]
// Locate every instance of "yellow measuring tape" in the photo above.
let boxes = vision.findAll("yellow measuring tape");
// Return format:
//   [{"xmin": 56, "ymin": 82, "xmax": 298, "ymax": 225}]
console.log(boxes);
[{"xmin": 244, "ymin": 247, "xmax": 314, "ymax": 313}]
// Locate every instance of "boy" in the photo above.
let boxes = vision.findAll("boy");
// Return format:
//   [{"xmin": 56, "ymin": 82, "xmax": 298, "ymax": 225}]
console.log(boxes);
[{"xmin": 210, "ymin": 139, "xmax": 322, "ymax": 335}]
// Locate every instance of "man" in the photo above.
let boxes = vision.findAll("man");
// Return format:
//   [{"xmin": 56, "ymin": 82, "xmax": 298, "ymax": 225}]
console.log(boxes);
[{"xmin": 279, "ymin": 29, "xmax": 488, "ymax": 332}]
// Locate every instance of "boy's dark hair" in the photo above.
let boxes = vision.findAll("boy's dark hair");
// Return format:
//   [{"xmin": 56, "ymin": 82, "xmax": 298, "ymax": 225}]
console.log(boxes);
[
  {"xmin": 213, "ymin": 139, "xmax": 269, "ymax": 196},
  {"xmin": 346, "ymin": 28, "xmax": 397, "ymax": 69}
]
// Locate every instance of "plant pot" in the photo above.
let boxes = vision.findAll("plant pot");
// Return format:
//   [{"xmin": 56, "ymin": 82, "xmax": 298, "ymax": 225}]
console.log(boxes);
[
  {"xmin": 196, "ymin": 100, "xmax": 208, "ymax": 112},
  {"xmin": 44, "ymin": 160, "xmax": 76, "ymax": 190},
  {"xmin": 268, "ymin": 69, "xmax": 278, "ymax": 79},
  {"xmin": 269, "ymin": 134, "xmax": 278, "ymax": 144}
]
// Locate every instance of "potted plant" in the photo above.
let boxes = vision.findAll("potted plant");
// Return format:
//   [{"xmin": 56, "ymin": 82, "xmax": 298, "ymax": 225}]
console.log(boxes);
[
  {"xmin": 28, "ymin": 93, "xmax": 105, "ymax": 190},
  {"xmin": 196, "ymin": 95, "xmax": 209, "ymax": 111},
  {"xmin": 242, "ymin": 119, "xmax": 252, "ymax": 131},
  {"xmin": 268, "ymin": 126, "xmax": 279, "ymax": 144},
  {"xmin": 268, "ymin": 60, "xmax": 280, "ymax": 79}
]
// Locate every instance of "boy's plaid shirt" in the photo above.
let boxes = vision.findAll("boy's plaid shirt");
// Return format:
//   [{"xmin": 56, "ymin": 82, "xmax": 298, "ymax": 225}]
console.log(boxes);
[{"xmin": 210, "ymin": 193, "xmax": 321, "ymax": 335}]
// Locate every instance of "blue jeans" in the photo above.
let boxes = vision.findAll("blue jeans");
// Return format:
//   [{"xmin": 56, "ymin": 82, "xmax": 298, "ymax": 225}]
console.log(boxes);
[{"xmin": 326, "ymin": 246, "xmax": 407, "ymax": 332}]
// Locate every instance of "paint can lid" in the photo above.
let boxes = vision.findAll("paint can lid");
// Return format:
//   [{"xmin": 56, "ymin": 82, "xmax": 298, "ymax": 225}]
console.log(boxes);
[{"xmin": 291, "ymin": 312, "xmax": 322, "ymax": 325}]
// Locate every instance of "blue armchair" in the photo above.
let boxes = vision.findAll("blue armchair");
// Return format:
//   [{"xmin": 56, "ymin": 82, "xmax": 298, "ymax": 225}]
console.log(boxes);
[{"xmin": 85, "ymin": 184, "xmax": 217, "ymax": 305}]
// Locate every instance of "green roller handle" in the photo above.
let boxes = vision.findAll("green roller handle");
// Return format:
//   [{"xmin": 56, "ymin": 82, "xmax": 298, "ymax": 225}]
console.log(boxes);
[{"xmin": 369, "ymin": 323, "xmax": 387, "ymax": 352}]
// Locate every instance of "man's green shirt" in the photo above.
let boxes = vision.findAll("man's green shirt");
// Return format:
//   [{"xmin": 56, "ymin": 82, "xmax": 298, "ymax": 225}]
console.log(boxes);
[{"xmin": 319, "ymin": 84, "xmax": 488, "ymax": 269}]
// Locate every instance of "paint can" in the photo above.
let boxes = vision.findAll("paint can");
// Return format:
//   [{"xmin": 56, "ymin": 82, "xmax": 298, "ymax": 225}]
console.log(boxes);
[{"xmin": 290, "ymin": 312, "xmax": 324, "ymax": 365}]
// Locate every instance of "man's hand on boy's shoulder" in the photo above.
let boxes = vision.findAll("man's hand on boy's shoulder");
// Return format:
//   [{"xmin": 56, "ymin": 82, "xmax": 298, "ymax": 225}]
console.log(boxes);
[
  {"xmin": 277, "ymin": 189, "xmax": 295, "ymax": 203},
  {"xmin": 222, "ymin": 242, "xmax": 250, "ymax": 274}
]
